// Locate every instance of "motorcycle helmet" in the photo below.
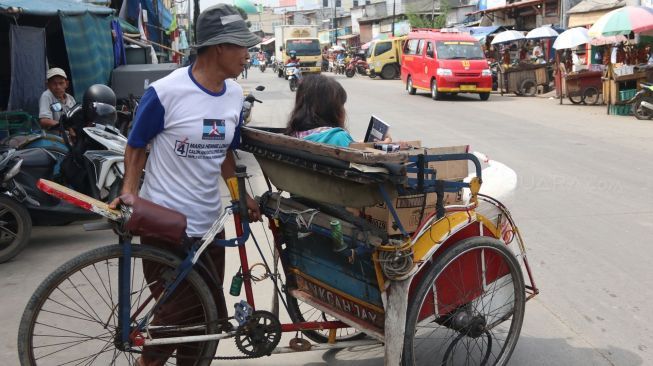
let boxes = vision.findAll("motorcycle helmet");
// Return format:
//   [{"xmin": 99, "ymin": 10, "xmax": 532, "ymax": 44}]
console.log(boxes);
[
  {"xmin": 82, "ymin": 84, "xmax": 117, "ymax": 126},
  {"xmin": 289, "ymin": 50, "xmax": 297, "ymax": 58}
]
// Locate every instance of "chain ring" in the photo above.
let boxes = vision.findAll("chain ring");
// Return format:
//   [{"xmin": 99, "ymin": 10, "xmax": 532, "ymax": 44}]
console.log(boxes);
[{"xmin": 234, "ymin": 310, "xmax": 282, "ymax": 357}]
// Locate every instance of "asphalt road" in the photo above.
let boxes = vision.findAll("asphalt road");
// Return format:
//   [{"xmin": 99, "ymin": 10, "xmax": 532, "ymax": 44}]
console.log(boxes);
[{"xmin": 2, "ymin": 68, "xmax": 652, "ymax": 365}]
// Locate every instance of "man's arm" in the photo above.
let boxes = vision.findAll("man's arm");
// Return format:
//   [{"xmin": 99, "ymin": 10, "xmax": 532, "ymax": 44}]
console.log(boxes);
[
  {"xmin": 221, "ymin": 150, "xmax": 261, "ymax": 221},
  {"xmin": 108, "ymin": 145, "xmax": 146, "ymax": 209},
  {"xmin": 39, "ymin": 117, "xmax": 59, "ymax": 128},
  {"xmin": 121, "ymin": 145, "xmax": 147, "ymax": 195},
  {"xmin": 38, "ymin": 93, "xmax": 59, "ymax": 128}
]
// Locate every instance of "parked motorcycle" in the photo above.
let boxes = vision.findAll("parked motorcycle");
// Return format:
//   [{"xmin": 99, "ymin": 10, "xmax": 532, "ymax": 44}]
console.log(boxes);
[
  {"xmin": 629, "ymin": 82, "xmax": 653, "ymax": 120},
  {"xmin": 345, "ymin": 56, "xmax": 369, "ymax": 78},
  {"xmin": 242, "ymin": 85, "xmax": 265, "ymax": 124},
  {"xmin": 0, "ymin": 149, "xmax": 37, "ymax": 263},
  {"xmin": 286, "ymin": 63, "xmax": 302, "ymax": 92},
  {"xmin": 0, "ymin": 85, "xmax": 127, "ymax": 263}
]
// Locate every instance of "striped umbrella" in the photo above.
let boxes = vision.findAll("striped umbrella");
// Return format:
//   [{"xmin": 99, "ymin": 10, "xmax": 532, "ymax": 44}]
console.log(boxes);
[{"xmin": 588, "ymin": 6, "xmax": 653, "ymax": 37}]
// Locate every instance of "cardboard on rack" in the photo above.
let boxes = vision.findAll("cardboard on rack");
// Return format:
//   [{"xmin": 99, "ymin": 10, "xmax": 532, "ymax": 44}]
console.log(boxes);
[{"xmin": 349, "ymin": 142, "xmax": 469, "ymax": 235}]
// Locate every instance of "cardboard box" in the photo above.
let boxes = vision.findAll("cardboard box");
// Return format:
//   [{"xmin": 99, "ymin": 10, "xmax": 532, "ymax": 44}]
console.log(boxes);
[{"xmin": 349, "ymin": 142, "xmax": 468, "ymax": 235}]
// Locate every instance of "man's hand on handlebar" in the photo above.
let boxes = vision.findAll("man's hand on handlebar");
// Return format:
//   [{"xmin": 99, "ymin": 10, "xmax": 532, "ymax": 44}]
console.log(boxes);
[{"xmin": 246, "ymin": 195, "xmax": 262, "ymax": 222}]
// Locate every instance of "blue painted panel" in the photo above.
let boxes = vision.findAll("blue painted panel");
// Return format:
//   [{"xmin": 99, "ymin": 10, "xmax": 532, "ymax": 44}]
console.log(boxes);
[{"xmin": 282, "ymin": 224, "xmax": 383, "ymax": 308}]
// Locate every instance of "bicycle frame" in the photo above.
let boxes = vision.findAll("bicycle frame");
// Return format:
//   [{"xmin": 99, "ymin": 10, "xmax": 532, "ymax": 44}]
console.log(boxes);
[{"xmin": 117, "ymin": 168, "xmax": 352, "ymax": 349}]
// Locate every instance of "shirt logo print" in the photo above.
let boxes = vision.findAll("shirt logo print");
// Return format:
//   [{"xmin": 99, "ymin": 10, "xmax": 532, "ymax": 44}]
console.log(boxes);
[{"xmin": 202, "ymin": 119, "xmax": 226, "ymax": 140}]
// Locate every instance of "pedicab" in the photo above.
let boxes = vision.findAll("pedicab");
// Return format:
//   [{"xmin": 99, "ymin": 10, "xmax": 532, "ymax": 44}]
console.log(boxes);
[{"xmin": 18, "ymin": 126, "xmax": 539, "ymax": 366}]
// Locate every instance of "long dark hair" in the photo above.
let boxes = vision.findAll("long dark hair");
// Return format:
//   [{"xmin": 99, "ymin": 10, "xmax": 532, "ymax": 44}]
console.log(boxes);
[{"xmin": 286, "ymin": 74, "xmax": 347, "ymax": 135}]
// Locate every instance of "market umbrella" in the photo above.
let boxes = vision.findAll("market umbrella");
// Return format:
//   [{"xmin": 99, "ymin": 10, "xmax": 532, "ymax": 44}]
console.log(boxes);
[
  {"xmin": 331, "ymin": 45, "xmax": 345, "ymax": 51},
  {"xmin": 588, "ymin": 6, "xmax": 653, "ymax": 37},
  {"xmin": 491, "ymin": 30, "xmax": 525, "ymax": 45},
  {"xmin": 526, "ymin": 26, "xmax": 560, "ymax": 39},
  {"xmin": 552, "ymin": 27, "xmax": 590, "ymax": 49}
]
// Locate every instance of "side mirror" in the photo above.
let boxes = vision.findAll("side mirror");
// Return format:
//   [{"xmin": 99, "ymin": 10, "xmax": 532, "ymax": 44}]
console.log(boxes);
[
  {"xmin": 255, "ymin": 85, "xmax": 265, "ymax": 91},
  {"xmin": 50, "ymin": 102, "xmax": 63, "ymax": 113}
]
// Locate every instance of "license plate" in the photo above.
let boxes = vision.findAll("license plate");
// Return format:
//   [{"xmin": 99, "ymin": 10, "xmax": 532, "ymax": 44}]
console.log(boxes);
[{"xmin": 460, "ymin": 85, "xmax": 476, "ymax": 91}]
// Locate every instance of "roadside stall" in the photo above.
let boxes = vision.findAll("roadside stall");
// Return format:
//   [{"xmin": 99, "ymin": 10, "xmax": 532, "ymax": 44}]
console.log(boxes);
[
  {"xmin": 552, "ymin": 27, "xmax": 604, "ymax": 105},
  {"xmin": 588, "ymin": 6, "xmax": 653, "ymax": 115},
  {"xmin": 492, "ymin": 30, "xmax": 549, "ymax": 96}
]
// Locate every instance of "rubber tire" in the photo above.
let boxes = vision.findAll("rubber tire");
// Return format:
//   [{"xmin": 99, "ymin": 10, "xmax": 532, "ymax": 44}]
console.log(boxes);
[
  {"xmin": 407, "ymin": 77, "xmax": 416, "ymax": 95},
  {"xmin": 519, "ymin": 79, "xmax": 537, "ymax": 97},
  {"xmin": 285, "ymin": 288, "xmax": 366, "ymax": 343},
  {"xmin": 381, "ymin": 64, "xmax": 397, "ymax": 80},
  {"xmin": 583, "ymin": 87, "xmax": 600, "ymax": 105},
  {"xmin": 568, "ymin": 94, "xmax": 584, "ymax": 104},
  {"xmin": 0, "ymin": 196, "xmax": 31, "ymax": 263},
  {"xmin": 345, "ymin": 68, "xmax": 355, "ymax": 78},
  {"xmin": 479, "ymin": 92, "xmax": 490, "ymax": 101},
  {"xmin": 18, "ymin": 244, "xmax": 219, "ymax": 366},
  {"xmin": 632, "ymin": 96, "xmax": 653, "ymax": 120},
  {"xmin": 289, "ymin": 78, "xmax": 298, "ymax": 92},
  {"xmin": 402, "ymin": 237, "xmax": 526, "ymax": 366},
  {"xmin": 431, "ymin": 79, "xmax": 442, "ymax": 100}
]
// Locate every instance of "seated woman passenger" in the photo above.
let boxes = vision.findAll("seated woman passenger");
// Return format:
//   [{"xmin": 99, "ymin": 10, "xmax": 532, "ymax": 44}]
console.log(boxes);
[{"xmin": 286, "ymin": 74, "xmax": 354, "ymax": 147}]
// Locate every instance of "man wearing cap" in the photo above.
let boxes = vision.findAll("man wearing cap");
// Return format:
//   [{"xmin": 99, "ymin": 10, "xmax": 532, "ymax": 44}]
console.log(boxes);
[
  {"xmin": 110, "ymin": 4, "xmax": 261, "ymax": 365},
  {"xmin": 38, "ymin": 68, "xmax": 76, "ymax": 129}
]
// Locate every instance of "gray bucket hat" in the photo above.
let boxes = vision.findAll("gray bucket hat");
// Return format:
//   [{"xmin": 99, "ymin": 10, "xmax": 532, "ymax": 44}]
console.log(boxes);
[{"xmin": 193, "ymin": 4, "xmax": 261, "ymax": 49}]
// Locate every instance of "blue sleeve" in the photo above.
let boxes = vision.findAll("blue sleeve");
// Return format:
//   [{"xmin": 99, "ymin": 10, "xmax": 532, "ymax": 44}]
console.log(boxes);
[
  {"xmin": 330, "ymin": 130, "xmax": 354, "ymax": 147},
  {"xmin": 127, "ymin": 87, "xmax": 165, "ymax": 148},
  {"xmin": 229, "ymin": 111, "xmax": 244, "ymax": 150}
]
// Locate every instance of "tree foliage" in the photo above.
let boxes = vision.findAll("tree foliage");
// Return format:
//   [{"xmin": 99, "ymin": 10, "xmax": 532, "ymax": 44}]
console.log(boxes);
[{"xmin": 406, "ymin": 1, "xmax": 450, "ymax": 29}]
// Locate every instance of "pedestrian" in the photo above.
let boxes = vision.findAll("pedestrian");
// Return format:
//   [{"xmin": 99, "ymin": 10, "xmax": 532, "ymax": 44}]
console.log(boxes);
[
  {"xmin": 38, "ymin": 67, "xmax": 76, "ymax": 129},
  {"xmin": 109, "ymin": 4, "xmax": 261, "ymax": 365},
  {"xmin": 241, "ymin": 58, "xmax": 249, "ymax": 79}
]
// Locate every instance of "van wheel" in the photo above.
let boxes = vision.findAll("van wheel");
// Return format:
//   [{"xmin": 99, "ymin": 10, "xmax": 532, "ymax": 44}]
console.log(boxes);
[
  {"xmin": 407, "ymin": 77, "xmax": 416, "ymax": 95},
  {"xmin": 431, "ymin": 80, "xmax": 442, "ymax": 100},
  {"xmin": 479, "ymin": 92, "xmax": 490, "ymax": 101},
  {"xmin": 381, "ymin": 65, "xmax": 396, "ymax": 80}
]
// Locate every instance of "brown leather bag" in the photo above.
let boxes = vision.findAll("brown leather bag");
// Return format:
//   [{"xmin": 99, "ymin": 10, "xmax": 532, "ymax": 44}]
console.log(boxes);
[{"xmin": 120, "ymin": 193, "xmax": 187, "ymax": 244}]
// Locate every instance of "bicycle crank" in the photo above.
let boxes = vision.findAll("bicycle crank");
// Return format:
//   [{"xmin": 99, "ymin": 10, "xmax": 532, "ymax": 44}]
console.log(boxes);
[{"xmin": 234, "ymin": 310, "xmax": 282, "ymax": 357}]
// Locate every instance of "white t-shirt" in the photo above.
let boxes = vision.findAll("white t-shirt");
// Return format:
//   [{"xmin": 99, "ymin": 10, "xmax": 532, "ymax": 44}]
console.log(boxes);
[
  {"xmin": 128, "ymin": 66, "xmax": 244, "ymax": 237},
  {"xmin": 38, "ymin": 89, "xmax": 76, "ymax": 121}
]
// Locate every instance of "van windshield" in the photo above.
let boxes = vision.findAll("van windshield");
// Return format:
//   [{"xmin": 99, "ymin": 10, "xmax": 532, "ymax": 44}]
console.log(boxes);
[
  {"xmin": 435, "ymin": 41, "xmax": 485, "ymax": 60},
  {"xmin": 287, "ymin": 39, "xmax": 321, "ymax": 56}
]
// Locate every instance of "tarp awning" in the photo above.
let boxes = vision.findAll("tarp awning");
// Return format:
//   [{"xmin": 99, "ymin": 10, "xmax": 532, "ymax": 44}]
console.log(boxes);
[
  {"xmin": 61, "ymin": 12, "xmax": 114, "ymax": 101},
  {"xmin": 468, "ymin": 26, "xmax": 506, "ymax": 42},
  {"xmin": 0, "ymin": 0, "xmax": 114, "ymax": 15},
  {"xmin": 337, "ymin": 34, "xmax": 359, "ymax": 40},
  {"xmin": 261, "ymin": 37, "xmax": 275, "ymax": 45}
]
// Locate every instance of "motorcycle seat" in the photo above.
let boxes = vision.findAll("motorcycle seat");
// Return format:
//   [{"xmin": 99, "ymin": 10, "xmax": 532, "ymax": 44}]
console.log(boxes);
[{"xmin": 16, "ymin": 148, "xmax": 57, "ymax": 169}]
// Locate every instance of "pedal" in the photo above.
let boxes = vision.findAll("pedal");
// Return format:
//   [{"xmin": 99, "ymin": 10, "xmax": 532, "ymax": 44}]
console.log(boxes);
[{"xmin": 234, "ymin": 300, "xmax": 253, "ymax": 326}]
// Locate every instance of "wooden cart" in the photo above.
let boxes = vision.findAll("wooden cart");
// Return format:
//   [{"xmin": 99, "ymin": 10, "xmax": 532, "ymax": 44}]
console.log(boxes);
[
  {"xmin": 498, "ymin": 64, "xmax": 549, "ymax": 96},
  {"xmin": 565, "ymin": 70, "xmax": 603, "ymax": 105}
]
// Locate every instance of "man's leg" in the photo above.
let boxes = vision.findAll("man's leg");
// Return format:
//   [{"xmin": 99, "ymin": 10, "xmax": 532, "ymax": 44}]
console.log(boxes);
[{"xmin": 139, "ymin": 237, "xmax": 209, "ymax": 366}]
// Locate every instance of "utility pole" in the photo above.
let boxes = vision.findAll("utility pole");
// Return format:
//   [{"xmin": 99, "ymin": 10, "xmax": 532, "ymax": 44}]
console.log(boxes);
[
  {"xmin": 333, "ymin": 0, "xmax": 337, "ymax": 45},
  {"xmin": 391, "ymin": 0, "xmax": 396, "ymax": 36},
  {"xmin": 431, "ymin": 0, "xmax": 436, "ymax": 28}
]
